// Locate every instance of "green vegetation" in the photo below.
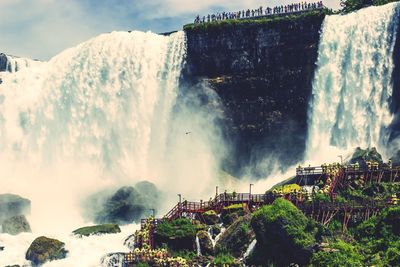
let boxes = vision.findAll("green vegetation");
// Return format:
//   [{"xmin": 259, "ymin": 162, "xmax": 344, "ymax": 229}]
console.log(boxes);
[
  {"xmin": 72, "ymin": 224, "xmax": 121, "ymax": 237},
  {"xmin": 133, "ymin": 263, "xmax": 151, "ymax": 267},
  {"xmin": 203, "ymin": 210, "xmax": 220, "ymax": 225},
  {"xmin": 222, "ymin": 203, "xmax": 244, "ymax": 210},
  {"xmin": 353, "ymin": 206, "xmax": 400, "ymax": 266},
  {"xmin": 212, "ymin": 253, "xmax": 238, "ymax": 266},
  {"xmin": 156, "ymin": 218, "xmax": 197, "ymax": 239},
  {"xmin": 340, "ymin": 0, "xmax": 399, "ymax": 13},
  {"xmin": 184, "ymin": 9, "xmax": 330, "ymax": 32},
  {"xmin": 310, "ymin": 240, "xmax": 363, "ymax": 267},
  {"xmin": 249, "ymin": 199, "xmax": 319, "ymax": 266}
]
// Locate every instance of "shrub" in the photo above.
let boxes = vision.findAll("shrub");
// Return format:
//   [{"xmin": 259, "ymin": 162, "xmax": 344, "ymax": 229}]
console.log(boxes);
[{"xmin": 310, "ymin": 240, "xmax": 363, "ymax": 267}]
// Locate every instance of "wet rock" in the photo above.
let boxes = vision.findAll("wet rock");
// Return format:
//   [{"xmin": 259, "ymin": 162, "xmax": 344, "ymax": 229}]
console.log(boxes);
[
  {"xmin": 2, "ymin": 215, "xmax": 31, "ymax": 235},
  {"xmin": 0, "ymin": 194, "xmax": 31, "ymax": 223},
  {"xmin": 26, "ymin": 236, "xmax": 68, "ymax": 266},
  {"xmin": 124, "ymin": 234, "xmax": 136, "ymax": 250},
  {"xmin": 197, "ymin": 230, "xmax": 214, "ymax": 256},
  {"xmin": 101, "ymin": 253, "xmax": 125, "ymax": 267},
  {"xmin": 72, "ymin": 224, "xmax": 121, "ymax": 237},
  {"xmin": 203, "ymin": 210, "xmax": 220, "ymax": 225},
  {"xmin": 216, "ymin": 216, "xmax": 254, "ymax": 258}
]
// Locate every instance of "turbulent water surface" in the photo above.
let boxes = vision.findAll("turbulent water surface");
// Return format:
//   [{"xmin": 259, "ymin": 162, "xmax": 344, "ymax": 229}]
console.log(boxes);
[
  {"xmin": 0, "ymin": 30, "xmax": 224, "ymax": 266},
  {"xmin": 306, "ymin": 2, "xmax": 400, "ymax": 161}
]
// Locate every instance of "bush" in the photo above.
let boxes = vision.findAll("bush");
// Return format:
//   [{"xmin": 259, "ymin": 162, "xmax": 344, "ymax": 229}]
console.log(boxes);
[
  {"xmin": 310, "ymin": 240, "xmax": 363, "ymax": 267},
  {"xmin": 340, "ymin": 0, "xmax": 398, "ymax": 13},
  {"xmin": 156, "ymin": 218, "xmax": 196, "ymax": 239},
  {"xmin": 213, "ymin": 253, "xmax": 237, "ymax": 266}
]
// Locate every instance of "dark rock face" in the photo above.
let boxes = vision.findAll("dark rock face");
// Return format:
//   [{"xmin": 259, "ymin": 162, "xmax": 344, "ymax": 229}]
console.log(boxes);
[
  {"xmin": 197, "ymin": 230, "xmax": 214, "ymax": 256},
  {"xmin": 0, "ymin": 53, "xmax": 8, "ymax": 72},
  {"xmin": 84, "ymin": 181, "xmax": 161, "ymax": 225},
  {"xmin": 216, "ymin": 216, "xmax": 254, "ymax": 258},
  {"xmin": 2, "ymin": 215, "xmax": 31, "ymax": 235},
  {"xmin": 0, "ymin": 194, "xmax": 31, "ymax": 223},
  {"xmin": 25, "ymin": 236, "xmax": 68, "ymax": 266},
  {"xmin": 183, "ymin": 13, "xmax": 325, "ymax": 176}
]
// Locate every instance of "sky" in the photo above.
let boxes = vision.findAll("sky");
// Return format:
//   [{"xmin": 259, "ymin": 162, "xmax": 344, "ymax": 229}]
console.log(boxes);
[{"xmin": 0, "ymin": 0, "xmax": 341, "ymax": 60}]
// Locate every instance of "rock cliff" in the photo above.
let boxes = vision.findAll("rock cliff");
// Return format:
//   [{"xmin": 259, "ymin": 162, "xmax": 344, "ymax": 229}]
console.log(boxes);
[{"xmin": 183, "ymin": 12, "xmax": 326, "ymax": 176}]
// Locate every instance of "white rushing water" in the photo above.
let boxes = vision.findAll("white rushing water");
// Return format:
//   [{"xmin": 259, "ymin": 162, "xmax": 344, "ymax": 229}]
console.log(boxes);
[
  {"xmin": 1, "ymin": 54, "xmax": 40, "ymax": 73},
  {"xmin": 0, "ymin": 30, "xmax": 224, "ymax": 266},
  {"xmin": 0, "ymin": 224, "xmax": 138, "ymax": 267},
  {"xmin": 306, "ymin": 3, "xmax": 400, "ymax": 161}
]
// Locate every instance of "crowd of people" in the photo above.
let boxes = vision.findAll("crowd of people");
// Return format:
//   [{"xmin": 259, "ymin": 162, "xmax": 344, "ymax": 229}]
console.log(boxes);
[{"xmin": 194, "ymin": 1, "xmax": 324, "ymax": 24}]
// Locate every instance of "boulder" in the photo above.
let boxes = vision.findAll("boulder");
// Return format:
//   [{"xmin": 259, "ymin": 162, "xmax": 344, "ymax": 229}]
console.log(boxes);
[
  {"xmin": 86, "ymin": 182, "xmax": 161, "ymax": 225},
  {"xmin": 203, "ymin": 210, "xmax": 220, "ymax": 225},
  {"xmin": 249, "ymin": 199, "xmax": 317, "ymax": 266},
  {"xmin": 349, "ymin": 147, "xmax": 383, "ymax": 168},
  {"xmin": 72, "ymin": 224, "xmax": 121, "ymax": 237},
  {"xmin": 123, "ymin": 234, "xmax": 135, "ymax": 250},
  {"xmin": 215, "ymin": 216, "xmax": 254, "ymax": 258},
  {"xmin": 2, "ymin": 215, "xmax": 31, "ymax": 235},
  {"xmin": 26, "ymin": 236, "xmax": 68, "ymax": 266},
  {"xmin": 197, "ymin": 230, "xmax": 214, "ymax": 256},
  {"xmin": 0, "ymin": 194, "xmax": 30, "ymax": 223},
  {"xmin": 101, "ymin": 253, "xmax": 125, "ymax": 267},
  {"xmin": 154, "ymin": 218, "xmax": 196, "ymax": 251}
]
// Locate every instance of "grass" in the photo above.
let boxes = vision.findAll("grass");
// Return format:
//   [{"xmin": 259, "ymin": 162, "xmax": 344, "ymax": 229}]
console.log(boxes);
[{"xmin": 184, "ymin": 9, "xmax": 331, "ymax": 31}]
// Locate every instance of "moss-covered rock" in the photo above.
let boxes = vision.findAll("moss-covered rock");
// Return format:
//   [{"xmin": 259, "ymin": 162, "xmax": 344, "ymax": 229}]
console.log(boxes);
[
  {"xmin": 197, "ymin": 230, "xmax": 214, "ymax": 256},
  {"xmin": 203, "ymin": 210, "xmax": 220, "ymax": 225},
  {"xmin": 2, "ymin": 215, "xmax": 31, "ymax": 235},
  {"xmin": 154, "ymin": 218, "xmax": 197, "ymax": 251},
  {"xmin": 72, "ymin": 224, "xmax": 121, "ymax": 237},
  {"xmin": 221, "ymin": 206, "xmax": 246, "ymax": 227},
  {"xmin": 0, "ymin": 194, "xmax": 31, "ymax": 223},
  {"xmin": 349, "ymin": 147, "xmax": 383, "ymax": 168},
  {"xmin": 249, "ymin": 199, "xmax": 318, "ymax": 266},
  {"xmin": 25, "ymin": 236, "xmax": 68, "ymax": 266},
  {"xmin": 216, "ymin": 216, "xmax": 254, "ymax": 258}
]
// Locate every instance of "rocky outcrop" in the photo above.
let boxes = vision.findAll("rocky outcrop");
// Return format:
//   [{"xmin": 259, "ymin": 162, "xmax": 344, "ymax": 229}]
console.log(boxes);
[
  {"xmin": 183, "ymin": 12, "xmax": 326, "ymax": 176},
  {"xmin": 26, "ymin": 236, "xmax": 68, "ymax": 266},
  {"xmin": 197, "ymin": 230, "xmax": 214, "ymax": 256},
  {"xmin": 0, "ymin": 194, "xmax": 31, "ymax": 223},
  {"xmin": 215, "ymin": 216, "xmax": 254, "ymax": 258},
  {"xmin": 72, "ymin": 224, "xmax": 121, "ymax": 237},
  {"xmin": 0, "ymin": 53, "xmax": 8, "ymax": 72},
  {"xmin": 101, "ymin": 252, "xmax": 125, "ymax": 267},
  {"xmin": 2, "ymin": 215, "xmax": 31, "ymax": 235},
  {"xmin": 85, "ymin": 181, "xmax": 161, "ymax": 225}
]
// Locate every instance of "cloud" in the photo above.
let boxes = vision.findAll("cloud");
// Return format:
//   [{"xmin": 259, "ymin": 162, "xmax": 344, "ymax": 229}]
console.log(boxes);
[{"xmin": 0, "ymin": 0, "xmax": 341, "ymax": 60}]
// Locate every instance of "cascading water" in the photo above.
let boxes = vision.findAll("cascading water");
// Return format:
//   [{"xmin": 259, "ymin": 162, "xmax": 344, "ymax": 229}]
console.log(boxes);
[
  {"xmin": 0, "ymin": 30, "xmax": 224, "ymax": 266},
  {"xmin": 0, "ymin": 54, "xmax": 38, "ymax": 73},
  {"xmin": 306, "ymin": 3, "xmax": 400, "ymax": 161}
]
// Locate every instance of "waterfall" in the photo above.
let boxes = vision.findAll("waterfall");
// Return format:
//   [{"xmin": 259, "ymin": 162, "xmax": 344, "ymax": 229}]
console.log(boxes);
[
  {"xmin": 0, "ymin": 53, "xmax": 39, "ymax": 73},
  {"xmin": 196, "ymin": 235, "xmax": 202, "ymax": 256},
  {"xmin": 306, "ymin": 3, "xmax": 400, "ymax": 160},
  {"xmin": 241, "ymin": 239, "xmax": 257, "ymax": 264},
  {"xmin": 0, "ymin": 29, "xmax": 225, "ymax": 266}
]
